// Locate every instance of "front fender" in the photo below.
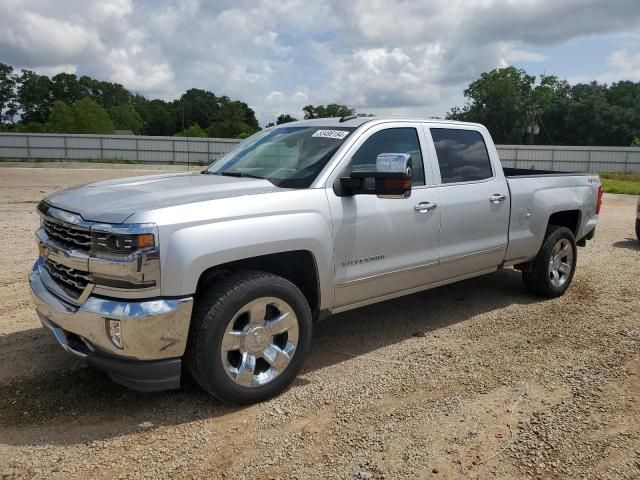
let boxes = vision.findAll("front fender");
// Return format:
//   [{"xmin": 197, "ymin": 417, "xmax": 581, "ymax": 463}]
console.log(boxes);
[{"xmin": 160, "ymin": 212, "xmax": 334, "ymax": 309}]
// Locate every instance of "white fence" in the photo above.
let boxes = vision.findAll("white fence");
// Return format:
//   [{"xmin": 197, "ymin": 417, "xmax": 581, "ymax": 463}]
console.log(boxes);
[
  {"xmin": 1, "ymin": 133, "xmax": 640, "ymax": 172},
  {"xmin": 0, "ymin": 133, "xmax": 240, "ymax": 165},
  {"xmin": 496, "ymin": 145, "xmax": 640, "ymax": 173}
]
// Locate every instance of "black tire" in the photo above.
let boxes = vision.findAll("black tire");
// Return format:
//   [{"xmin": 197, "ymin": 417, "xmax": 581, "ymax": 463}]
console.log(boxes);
[
  {"xmin": 636, "ymin": 219, "xmax": 640, "ymax": 243},
  {"xmin": 522, "ymin": 225, "xmax": 577, "ymax": 298},
  {"xmin": 185, "ymin": 271, "xmax": 312, "ymax": 404}
]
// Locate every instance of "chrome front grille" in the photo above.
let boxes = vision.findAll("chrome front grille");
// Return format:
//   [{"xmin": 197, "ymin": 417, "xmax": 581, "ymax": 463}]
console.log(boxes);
[
  {"xmin": 43, "ymin": 219, "xmax": 91, "ymax": 250},
  {"xmin": 44, "ymin": 259, "xmax": 91, "ymax": 296}
]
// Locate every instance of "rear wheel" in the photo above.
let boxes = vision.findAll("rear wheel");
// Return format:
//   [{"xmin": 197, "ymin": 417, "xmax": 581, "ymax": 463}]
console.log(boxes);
[
  {"xmin": 636, "ymin": 219, "xmax": 640, "ymax": 242},
  {"xmin": 186, "ymin": 271, "xmax": 312, "ymax": 404},
  {"xmin": 522, "ymin": 225, "xmax": 577, "ymax": 298}
]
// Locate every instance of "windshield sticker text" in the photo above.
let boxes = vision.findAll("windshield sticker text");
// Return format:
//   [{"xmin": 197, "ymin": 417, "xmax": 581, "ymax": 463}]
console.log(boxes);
[{"xmin": 312, "ymin": 130, "xmax": 350, "ymax": 140}]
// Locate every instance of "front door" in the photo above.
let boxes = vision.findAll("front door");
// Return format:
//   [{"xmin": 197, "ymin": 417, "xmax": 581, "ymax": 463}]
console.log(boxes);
[{"xmin": 327, "ymin": 123, "xmax": 441, "ymax": 308}]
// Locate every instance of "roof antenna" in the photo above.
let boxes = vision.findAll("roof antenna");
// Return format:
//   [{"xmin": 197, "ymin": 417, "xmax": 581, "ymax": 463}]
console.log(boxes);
[{"xmin": 339, "ymin": 107, "xmax": 358, "ymax": 123}]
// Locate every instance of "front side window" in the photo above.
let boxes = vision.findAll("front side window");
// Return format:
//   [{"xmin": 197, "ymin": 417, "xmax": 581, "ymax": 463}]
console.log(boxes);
[
  {"xmin": 349, "ymin": 127, "xmax": 425, "ymax": 186},
  {"xmin": 206, "ymin": 126, "xmax": 355, "ymax": 188},
  {"xmin": 430, "ymin": 128, "xmax": 493, "ymax": 184}
]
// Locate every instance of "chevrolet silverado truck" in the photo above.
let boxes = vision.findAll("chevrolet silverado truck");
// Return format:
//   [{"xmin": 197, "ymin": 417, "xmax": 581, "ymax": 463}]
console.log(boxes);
[{"xmin": 30, "ymin": 117, "xmax": 602, "ymax": 404}]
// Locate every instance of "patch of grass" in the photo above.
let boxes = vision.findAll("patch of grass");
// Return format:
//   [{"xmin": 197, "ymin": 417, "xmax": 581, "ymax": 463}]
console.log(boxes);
[
  {"xmin": 600, "ymin": 172, "xmax": 640, "ymax": 182},
  {"xmin": 600, "ymin": 174, "xmax": 640, "ymax": 195},
  {"xmin": 83, "ymin": 158, "xmax": 138, "ymax": 164}
]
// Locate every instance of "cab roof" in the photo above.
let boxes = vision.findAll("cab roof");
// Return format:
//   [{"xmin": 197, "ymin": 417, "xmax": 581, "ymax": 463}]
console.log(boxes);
[{"xmin": 277, "ymin": 117, "xmax": 484, "ymax": 129}]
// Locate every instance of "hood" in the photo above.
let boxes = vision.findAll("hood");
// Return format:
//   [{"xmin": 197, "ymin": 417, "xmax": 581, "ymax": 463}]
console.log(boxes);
[{"xmin": 44, "ymin": 172, "xmax": 282, "ymax": 223}]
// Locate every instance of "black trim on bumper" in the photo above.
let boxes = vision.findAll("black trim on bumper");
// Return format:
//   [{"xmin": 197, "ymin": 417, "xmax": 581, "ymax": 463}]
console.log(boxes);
[
  {"xmin": 585, "ymin": 227, "xmax": 596, "ymax": 241},
  {"xmin": 85, "ymin": 353, "xmax": 182, "ymax": 392},
  {"xmin": 39, "ymin": 312, "xmax": 182, "ymax": 392},
  {"xmin": 577, "ymin": 227, "xmax": 596, "ymax": 247}
]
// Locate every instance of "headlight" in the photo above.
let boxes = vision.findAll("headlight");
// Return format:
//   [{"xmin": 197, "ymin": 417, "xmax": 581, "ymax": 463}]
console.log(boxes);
[
  {"xmin": 91, "ymin": 224, "xmax": 157, "ymax": 254},
  {"xmin": 89, "ymin": 223, "xmax": 160, "ymax": 290}
]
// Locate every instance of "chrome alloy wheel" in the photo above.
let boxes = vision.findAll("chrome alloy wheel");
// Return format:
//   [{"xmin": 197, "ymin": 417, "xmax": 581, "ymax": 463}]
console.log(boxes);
[
  {"xmin": 548, "ymin": 238, "xmax": 573, "ymax": 288},
  {"xmin": 220, "ymin": 297, "xmax": 299, "ymax": 387}
]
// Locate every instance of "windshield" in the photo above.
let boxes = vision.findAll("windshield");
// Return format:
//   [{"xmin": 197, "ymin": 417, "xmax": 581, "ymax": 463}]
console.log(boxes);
[{"xmin": 205, "ymin": 126, "xmax": 356, "ymax": 188}]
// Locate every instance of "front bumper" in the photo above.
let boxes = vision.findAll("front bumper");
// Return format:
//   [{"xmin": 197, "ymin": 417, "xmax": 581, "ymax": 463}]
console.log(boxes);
[{"xmin": 30, "ymin": 259, "xmax": 194, "ymax": 391}]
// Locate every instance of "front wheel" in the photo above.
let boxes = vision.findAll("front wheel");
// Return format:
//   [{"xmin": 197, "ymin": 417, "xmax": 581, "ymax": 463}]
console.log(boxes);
[
  {"xmin": 186, "ymin": 271, "xmax": 312, "ymax": 404},
  {"xmin": 522, "ymin": 225, "xmax": 577, "ymax": 298}
]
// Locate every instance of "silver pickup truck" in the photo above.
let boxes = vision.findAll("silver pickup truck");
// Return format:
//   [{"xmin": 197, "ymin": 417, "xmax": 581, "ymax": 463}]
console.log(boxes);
[{"xmin": 30, "ymin": 117, "xmax": 602, "ymax": 403}]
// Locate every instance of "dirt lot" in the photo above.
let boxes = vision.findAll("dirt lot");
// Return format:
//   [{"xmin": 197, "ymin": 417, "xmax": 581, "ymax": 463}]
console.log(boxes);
[{"xmin": 0, "ymin": 165, "xmax": 639, "ymax": 480}]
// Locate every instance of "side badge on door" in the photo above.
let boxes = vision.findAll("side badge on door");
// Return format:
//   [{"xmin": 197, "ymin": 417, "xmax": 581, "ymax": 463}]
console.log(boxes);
[{"xmin": 342, "ymin": 254, "xmax": 385, "ymax": 267}]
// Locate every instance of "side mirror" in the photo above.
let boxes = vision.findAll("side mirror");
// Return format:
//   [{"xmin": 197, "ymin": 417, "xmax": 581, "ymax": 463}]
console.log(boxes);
[{"xmin": 339, "ymin": 153, "xmax": 412, "ymax": 199}]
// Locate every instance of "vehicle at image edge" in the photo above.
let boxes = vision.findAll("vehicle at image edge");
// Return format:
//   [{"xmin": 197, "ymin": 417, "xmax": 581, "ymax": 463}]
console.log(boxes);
[
  {"xmin": 636, "ymin": 198, "xmax": 640, "ymax": 242},
  {"xmin": 29, "ymin": 117, "xmax": 602, "ymax": 404}
]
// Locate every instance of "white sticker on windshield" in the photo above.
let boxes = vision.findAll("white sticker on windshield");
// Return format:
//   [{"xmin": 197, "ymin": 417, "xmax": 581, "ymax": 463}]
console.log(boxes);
[{"xmin": 312, "ymin": 129, "xmax": 350, "ymax": 139}]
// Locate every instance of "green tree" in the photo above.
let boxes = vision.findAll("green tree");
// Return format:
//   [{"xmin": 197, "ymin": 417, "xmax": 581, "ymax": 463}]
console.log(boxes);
[
  {"xmin": 176, "ymin": 123, "xmax": 208, "ymax": 137},
  {"xmin": 602, "ymin": 81, "xmax": 640, "ymax": 146},
  {"xmin": 303, "ymin": 104, "xmax": 350, "ymax": 119},
  {"xmin": 449, "ymin": 67, "xmax": 640, "ymax": 146},
  {"xmin": 632, "ymin": 138, "xmax": 640, "ymax": 146},
  {"xmin": 72, "ymin": 97, "xmax": 115, "ymax": 134},
  {"xmin": 108, "ymin": 104, "xmax": 143, "ymax": 134},
  {"xmin": 447, "ymin": 67, "xmax": 536, "ymax": 144},
  {"xmin": 532, "ymin": 76, "xmax": 572, "ymax": 145},
  {"xmin": 276, "ymin": 114, "xmax": 297, "ymax": 124},
  {"xmin": 4, "ymin": 61, "xmax": 265, "ymax": 137},
  {"xmin": 15, "ymin": 121, "xmax": 46, "ymax": 133},
  {"xmin": 0, "ymin": 63, "xmax": 17, "ymax": 127},
  {"xmin": 51, "ymin": 73, "xmax": 85, "ymax": 105},
  {"xmin": 207, "ymin": 100, "xmax": 256, "ymax": 138},
  {"xmin": 240, "ymin": 102, "xmax": 259, "ymax": 131},
  {"xmin": 47, "ymin": 100, "xmax": 76, "ymax": 133},
  {"xmin": 134, "ymin": 98, "xmax": 175, "ymax": 136},
  {"xmin": 79, "ymin": 76, "xmax": 132, "ymax": 108},
  {"xmin": 17, "ymin": 69, "xmax": 53, "ymax": 123},
  {"xmin": 172, "ymin": 88, "xmax": 219, "ymax": 132}
]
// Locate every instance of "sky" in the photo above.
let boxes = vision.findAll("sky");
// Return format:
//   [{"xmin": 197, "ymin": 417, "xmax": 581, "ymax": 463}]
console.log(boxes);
[{"xmin": 1, "ymin": 0, "xmax": 639, "ymax": 127}]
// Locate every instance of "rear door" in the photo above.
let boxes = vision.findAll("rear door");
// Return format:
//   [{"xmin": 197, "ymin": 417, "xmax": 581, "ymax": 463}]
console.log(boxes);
[{"xmin": 423, "ymin": 125, "xmax": 510, "ymax": 278}]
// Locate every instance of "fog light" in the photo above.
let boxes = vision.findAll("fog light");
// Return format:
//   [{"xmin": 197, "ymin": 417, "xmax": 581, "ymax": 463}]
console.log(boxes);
[{"xmin": 106, "ymin": 319, "xmax": 123, "ymax": 349}]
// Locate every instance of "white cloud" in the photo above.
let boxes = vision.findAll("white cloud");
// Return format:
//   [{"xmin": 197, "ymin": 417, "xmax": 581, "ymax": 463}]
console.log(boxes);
[
  {"xmin": 502, "ymin": 47, "xmax": 548, "ymax": 63},
  {"xmin": 91, "ymin": 0, "xmax": 133, "ymax": 20},
  {"xmin": 602, "ymin": 49, "xmax": 640, "ymax": 82},
  {"xmin": 106, "ymin": 56, "xmax": 175, "ymax": 93},
  {"xmin": 0, "ymin": 0, "xmax": 639, "ymax": 124},
  {"xmin": 28, "ymin": 64, "xmax": 78, "ymax": 77},
  {"xmin": 0, "ymin": 9, "xmax": 103, "ymax": 64},
  {"xmin": 315, "ymin": 45, "xmax": 444, "ymax": 108}
]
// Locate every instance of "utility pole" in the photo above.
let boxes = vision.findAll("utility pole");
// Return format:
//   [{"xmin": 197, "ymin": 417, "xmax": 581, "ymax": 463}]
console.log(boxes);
[{"xmin": 526, "ymin": 109, "xmax": 539, "ymax": 145}]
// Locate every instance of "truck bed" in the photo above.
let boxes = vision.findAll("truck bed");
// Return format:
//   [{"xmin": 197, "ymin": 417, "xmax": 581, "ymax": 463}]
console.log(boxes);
[
  {"xmin": 502, "ymin": 167, "xmax": 589, "ymax": 178},
  {"xmin": 503, "ymin": 167, "xmax": 587, "ymax": 178},
  {"xmin": 503, "ymin": 168, "xmax": 599, "ymax": 264}
]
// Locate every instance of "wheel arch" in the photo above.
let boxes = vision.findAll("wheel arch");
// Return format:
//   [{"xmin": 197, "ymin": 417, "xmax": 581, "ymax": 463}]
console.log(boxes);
[
  {"xmin": 195, "ymin": 250, "xmax": 322, "ymax": 320},
  {"xmin": 547, "ymin": 210, "xmax": 581, "ymax": 237}
]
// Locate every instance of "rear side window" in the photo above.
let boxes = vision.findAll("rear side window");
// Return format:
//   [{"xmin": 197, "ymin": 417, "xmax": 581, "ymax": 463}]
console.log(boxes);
[{"xmin": 430, "ymin": 128, "xmax": 493, "ymax": 184}]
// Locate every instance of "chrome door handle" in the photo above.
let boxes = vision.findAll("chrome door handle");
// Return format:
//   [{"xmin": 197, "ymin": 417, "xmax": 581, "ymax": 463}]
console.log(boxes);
[
  {"xmin": 489, "ymin": 194, "xmax": 506, "ymax": 203},
  {"xmin": 414, "ymin": 202, "xmax": 437, "ymax": 212}
]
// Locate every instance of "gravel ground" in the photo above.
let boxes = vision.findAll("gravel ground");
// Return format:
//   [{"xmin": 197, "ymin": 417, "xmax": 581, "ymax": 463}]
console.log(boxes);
[{"xmin": 0, "ymin": 165, "xmax": 639, "ymax": 480}]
